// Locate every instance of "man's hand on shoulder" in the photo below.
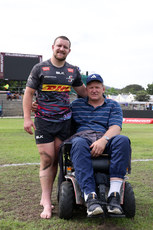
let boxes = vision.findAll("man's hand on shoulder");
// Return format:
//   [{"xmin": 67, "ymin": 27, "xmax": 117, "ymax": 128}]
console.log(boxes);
[{"xmin": 31, "ymin": 101, "xmax": 38, "ymax": 112}]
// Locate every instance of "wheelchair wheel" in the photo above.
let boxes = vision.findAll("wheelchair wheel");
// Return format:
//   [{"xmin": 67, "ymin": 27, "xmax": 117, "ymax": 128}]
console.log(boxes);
[
  {"xmin": 58, "ymin": 180, "xmax": 75, "ymax": 219},
  {"xmin": 122, "ymin": 181, "xmax": 136, "ymax": 218},
  {"xmin": 57, "ymin": 174, "xmax": 65, "ymax": 202}
]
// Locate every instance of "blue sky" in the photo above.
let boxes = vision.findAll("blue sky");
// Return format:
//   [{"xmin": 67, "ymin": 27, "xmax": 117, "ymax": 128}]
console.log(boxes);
[{"xmin": 0, "ymin": 0, "xmax": 153, "ymax": 89}]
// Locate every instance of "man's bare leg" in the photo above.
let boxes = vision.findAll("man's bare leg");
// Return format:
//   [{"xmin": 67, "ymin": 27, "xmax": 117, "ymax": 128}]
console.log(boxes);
[
  {"xmin": 40, "ymin": 137, "xmax": 62, "ymax": 210},
  {"xmin": 39, "ymin": 167, "xmax": 52, "ymax": 219},
  {"xmin": 39, "ymin": 164, "xmax": 57, "ymax": 218},
  {"xmin": 38, "ymin": 138, "xmax": 62, "ymax": 219},
  {"xmin": 38, "ymin": 142, "xmax": 55, "ymax": 219}
]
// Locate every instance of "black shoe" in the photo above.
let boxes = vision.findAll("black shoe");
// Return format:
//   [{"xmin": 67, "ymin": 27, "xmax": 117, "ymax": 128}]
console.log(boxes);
[
  {"xmin": 86, "ymin": 193, "xmax": 103, "ymax": 217},
  {"xmin": 107, "ymin": 192, "xmax": 123, "ymax": 214}
]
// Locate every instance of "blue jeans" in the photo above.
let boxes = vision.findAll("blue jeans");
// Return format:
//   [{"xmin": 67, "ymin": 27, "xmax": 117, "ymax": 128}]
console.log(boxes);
[{"xmin": 70, "ymin": 135, "xmax": 131, "ymax": 195}]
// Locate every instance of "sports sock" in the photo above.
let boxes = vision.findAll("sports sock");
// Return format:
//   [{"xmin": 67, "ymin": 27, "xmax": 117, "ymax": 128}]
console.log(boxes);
[
  {"xmin": 84, "ymin": 192, "xmax": 96, "ymax": 202},
  {"xmin": 108, "ymin": 180, "xmax": 123, "ymax": 197}
]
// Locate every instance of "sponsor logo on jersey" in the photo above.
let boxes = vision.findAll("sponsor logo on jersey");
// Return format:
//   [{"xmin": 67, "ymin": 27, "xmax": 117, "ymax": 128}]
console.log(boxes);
[
  {"xmin": 67, "ymin": 68, "xmax": 74, "ymax": 73},
  {"xmin": 56, "ymin": 71, "xmax": 65, "ymax": 75},
  {"xmin": 42, "ymin": 67, "xmax": 50, "ymax": 71},
  {"xmin": 44, "ymin": 76, "xmax": 56, "ymax": 79},
  {"xmin": 42, "ymin": 84, "xmax": 71, "ymax": 92}
]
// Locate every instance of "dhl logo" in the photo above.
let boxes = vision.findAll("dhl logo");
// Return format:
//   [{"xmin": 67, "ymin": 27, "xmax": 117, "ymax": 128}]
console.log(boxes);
[{"xmin": 42, "ymin": 84, "xmax": 71, "ymax": 92}]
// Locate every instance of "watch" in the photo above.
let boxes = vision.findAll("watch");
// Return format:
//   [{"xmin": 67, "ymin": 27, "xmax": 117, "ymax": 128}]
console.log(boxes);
[{"xmin": 103, "ymin": 136, "xmax": 110, "ymax": 142}]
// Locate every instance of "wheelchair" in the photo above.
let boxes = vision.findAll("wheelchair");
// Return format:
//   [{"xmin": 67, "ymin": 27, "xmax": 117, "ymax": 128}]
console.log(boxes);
[{"xmin": 58, "ymin": 141, "xmax": 136, "ymax": 220}]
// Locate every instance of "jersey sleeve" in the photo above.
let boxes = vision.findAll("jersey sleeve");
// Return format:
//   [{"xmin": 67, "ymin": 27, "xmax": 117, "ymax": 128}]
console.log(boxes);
[
  {"xmin": 26, "ymin": 64, "xmax": 41, "ymax": 89},
  {"xmin": 72, "ymin": 67, "xmax": 83, "ymax": 87}
]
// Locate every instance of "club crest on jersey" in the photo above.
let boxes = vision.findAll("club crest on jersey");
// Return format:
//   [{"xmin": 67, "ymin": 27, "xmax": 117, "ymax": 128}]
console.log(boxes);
[
  {"xmin": 67, "ymin": 68, "xmax": 74, "ymax": 73},
  {"xmin": 42, "ymin": 67, "xmax": 50, "ymax": 71},
  {"xmin": 66, "ymin": 75, "xmax": 73, "ymax": 82}
]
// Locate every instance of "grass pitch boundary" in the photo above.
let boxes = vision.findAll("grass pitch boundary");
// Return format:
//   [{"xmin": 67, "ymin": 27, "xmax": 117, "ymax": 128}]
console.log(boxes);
[{"xmin": 0, "ymin": 158, "xmax": 153, "ymax": 168}]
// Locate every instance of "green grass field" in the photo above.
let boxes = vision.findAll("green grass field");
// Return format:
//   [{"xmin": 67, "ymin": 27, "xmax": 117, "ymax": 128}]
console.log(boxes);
[{"xmin": 0, "ymin": 118, "xmax": 153, "ymax": 230}]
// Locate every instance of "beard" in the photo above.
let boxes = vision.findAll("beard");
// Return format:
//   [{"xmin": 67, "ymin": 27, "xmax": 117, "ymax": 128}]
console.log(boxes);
[{"xmin": 53, "ymin": 53, "xmax": 66, "ymax": 62}]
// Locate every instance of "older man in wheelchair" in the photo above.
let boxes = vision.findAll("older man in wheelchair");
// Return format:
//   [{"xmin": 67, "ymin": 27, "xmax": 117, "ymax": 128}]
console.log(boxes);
[{"xmin": 58, "ymin": 74, "xmax": 135, "ymax": 219}]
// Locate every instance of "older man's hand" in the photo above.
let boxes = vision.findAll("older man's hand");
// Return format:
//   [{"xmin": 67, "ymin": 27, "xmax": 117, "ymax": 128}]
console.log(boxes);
[{"xmin": 90, "ymin": 138, "xmax": 107, "ymax": 157}]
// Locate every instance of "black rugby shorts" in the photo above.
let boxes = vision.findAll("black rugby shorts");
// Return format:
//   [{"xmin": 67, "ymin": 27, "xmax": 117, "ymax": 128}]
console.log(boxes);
[{"xmin": 34, "ymin": 117, "xmax": 71, "ymax": 144}]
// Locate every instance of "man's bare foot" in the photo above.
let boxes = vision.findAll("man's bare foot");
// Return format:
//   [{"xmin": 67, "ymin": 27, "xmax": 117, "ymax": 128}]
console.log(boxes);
[
  {"xmin": 40, "ymin": 205, "xmax": 52, "ymax": 219},
  {"xmin": 40, "ymin": 200, "xmax": 54, "ymax": 209}
]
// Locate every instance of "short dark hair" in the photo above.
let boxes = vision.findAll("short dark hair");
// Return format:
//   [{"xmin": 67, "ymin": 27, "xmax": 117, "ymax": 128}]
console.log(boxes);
[{"xmin": 54, "ymin": 36, "xmax": 71, "ymax": 48}]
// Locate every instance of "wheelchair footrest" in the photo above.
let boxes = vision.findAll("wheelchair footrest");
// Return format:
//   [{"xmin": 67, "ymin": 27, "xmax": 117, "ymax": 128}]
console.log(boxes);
[{"xmin": 107, "ymin": 214, "xmax": 126, "ymax": 218}]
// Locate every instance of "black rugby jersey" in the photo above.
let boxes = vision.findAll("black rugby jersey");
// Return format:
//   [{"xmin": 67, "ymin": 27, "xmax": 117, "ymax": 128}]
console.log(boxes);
[{"xmin": 26, "ymin": 59, "xmax": 83, "ymax": 122}]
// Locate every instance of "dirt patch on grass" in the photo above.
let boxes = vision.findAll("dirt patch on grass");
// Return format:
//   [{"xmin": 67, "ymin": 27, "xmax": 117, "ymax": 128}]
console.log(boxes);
[{"xmin": 0, "ymin": 165, "xmax": 49, "ymax": 221}]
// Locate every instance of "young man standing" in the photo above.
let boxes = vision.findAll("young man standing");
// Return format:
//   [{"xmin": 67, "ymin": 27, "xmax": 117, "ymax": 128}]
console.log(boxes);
[{"xmin": 23, "ymin": 36, "xmax": 87, "ymax": 219}]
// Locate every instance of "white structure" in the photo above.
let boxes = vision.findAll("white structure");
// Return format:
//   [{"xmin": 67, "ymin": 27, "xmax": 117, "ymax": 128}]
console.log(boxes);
[
  {"xmin": 107, "ymin": 93, "xmax": 153, "ymax": 110},
  {"xmin": 108, "ymin": 93, "xmax": 135, "ymax": 103}
]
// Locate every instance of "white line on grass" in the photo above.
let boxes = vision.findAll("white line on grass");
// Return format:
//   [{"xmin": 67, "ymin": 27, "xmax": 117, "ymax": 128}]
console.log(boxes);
[
  {"xmin": 0, "ymin": 163, "xmax": 40, "ymax": 167},
  {"xmin": 0, "ymin": 159, "xmax": 153, "ymax": 167},
  {"xmin": 132, "ymin": 159, "xmax": 153, "ymax": 162}
]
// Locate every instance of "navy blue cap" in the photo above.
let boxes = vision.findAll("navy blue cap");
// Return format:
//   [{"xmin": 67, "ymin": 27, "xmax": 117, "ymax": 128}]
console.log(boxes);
[{"xmin": 86, "ymin": 74, "xmax": 103, "ymax": 84}]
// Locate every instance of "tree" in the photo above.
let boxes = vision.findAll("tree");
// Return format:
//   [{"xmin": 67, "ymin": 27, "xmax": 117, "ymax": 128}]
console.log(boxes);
[
  {"xmin": 146, "ymin": 83, "xmax": 153, "ymax": 95},
  {"xmin": 105, "ymin": 87, "xmax": 119, "ymax": 95},
  {"xmin": 134, "ymin": 90, "xmax": 150, "ymax": 101},
  {"xmin": 121, "ymin": 84, "xmax": 144, "ymax": 94}
]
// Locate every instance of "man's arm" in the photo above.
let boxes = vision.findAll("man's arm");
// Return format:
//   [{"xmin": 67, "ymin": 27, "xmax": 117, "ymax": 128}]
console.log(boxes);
[
  {"xmin": 90, "ymin": 125, "xmax": 121, "ymax": 157},
  {"xmin": 73, "ymin": 84, "xmax": 87, "ymax": 98},
  {"xmin": 23, "ymin": 87, "xmax": 36, "ymax": 135}
]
